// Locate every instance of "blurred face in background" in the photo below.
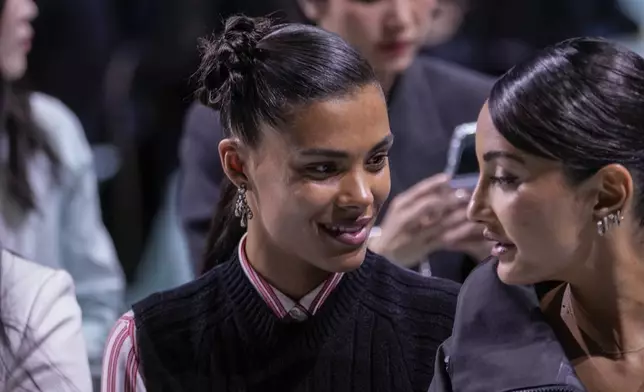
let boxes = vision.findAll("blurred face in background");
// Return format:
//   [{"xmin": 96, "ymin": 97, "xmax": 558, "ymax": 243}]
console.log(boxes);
[
  {"xmin": 0, "ymin": 0, "xmax": 36, "ymax": 81},
  {"xmin": 425, "ymin": 0, "xmax": 466, "ymax": 46},
  {"xmin": 299, "ymin": 0, "xmax": 437, "ymax": 81}
]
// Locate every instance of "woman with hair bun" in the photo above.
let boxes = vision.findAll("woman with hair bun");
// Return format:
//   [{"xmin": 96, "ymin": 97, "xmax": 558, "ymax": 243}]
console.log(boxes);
[{"xmin": 102, "ymin": 15, "xmax": 459, "ymax": 392}]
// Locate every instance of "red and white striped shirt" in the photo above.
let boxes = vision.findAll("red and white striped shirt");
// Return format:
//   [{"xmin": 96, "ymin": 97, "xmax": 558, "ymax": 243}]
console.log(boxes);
[{"xmin": 101, "ymin": 234, "xmax": 343, "ymax": 392}]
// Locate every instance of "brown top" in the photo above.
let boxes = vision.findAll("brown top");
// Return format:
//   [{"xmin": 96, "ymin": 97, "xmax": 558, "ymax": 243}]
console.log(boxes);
[{"xmin": 540, "ymin": 284, "xmax": 644, "ymax": 392}]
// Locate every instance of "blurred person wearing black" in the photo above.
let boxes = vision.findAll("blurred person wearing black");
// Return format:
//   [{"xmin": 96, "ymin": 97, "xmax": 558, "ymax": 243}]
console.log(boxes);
[{"xmin": 179, "ymin": 0, "xmax": 494, "ymax": 283}]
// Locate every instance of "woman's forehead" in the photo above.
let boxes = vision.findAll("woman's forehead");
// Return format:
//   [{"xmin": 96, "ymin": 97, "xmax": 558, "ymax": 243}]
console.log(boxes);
[
  {"xmin": 288, "ymin": 87, "xmax": 388, "ymax": 145},
  {"xmin": 253, "ymin": 86, "xmax": 389, "ymax": 156}
]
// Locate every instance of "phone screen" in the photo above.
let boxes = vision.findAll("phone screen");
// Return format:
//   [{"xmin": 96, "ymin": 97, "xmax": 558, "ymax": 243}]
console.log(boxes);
[{"xmin": 455, "ymin": 133, "xmax": 478, "ymax": 175}]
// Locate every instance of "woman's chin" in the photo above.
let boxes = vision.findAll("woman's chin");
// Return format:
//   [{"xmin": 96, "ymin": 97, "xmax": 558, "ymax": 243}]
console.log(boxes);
[
  {"xmin": 496, "ymin": 259, "xmax": 539, "ymax": 286},
  {"xmin": 322, "ymin": 246, "xmax": 368, "ymax": 273}
]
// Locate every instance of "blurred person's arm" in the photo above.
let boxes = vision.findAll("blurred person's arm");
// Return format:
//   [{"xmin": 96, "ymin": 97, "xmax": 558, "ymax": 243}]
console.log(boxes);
[
  {"xmin": 31, "ymin": 93, "xmax": 126, "ymax": 376},
  {"xmin": 178, "ymin": 103, "xmax": 226, "ymax": 274},
  {"xmin": 60, "ymin": 147, "xmax": 125, "ymax": 374}
]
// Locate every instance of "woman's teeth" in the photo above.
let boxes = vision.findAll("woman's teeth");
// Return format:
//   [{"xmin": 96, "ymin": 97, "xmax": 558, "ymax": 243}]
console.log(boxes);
[{"xmin": 323, "ymin": 224, "xmax": 362, "ymax": 233}]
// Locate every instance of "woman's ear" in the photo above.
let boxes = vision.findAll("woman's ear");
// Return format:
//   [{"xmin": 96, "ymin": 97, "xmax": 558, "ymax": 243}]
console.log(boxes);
[
  {"xmin": 219, "ymin": 138, "xmax": 248, "ymax": 187},
  {"xmin": 591, "ymin": 163, "xmax": 633, "ymax": 220}
]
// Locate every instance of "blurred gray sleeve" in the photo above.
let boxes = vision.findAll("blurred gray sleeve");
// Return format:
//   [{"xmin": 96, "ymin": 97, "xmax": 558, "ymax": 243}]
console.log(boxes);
[{"xmin": 177, "ymin": 102, "xmax": 225, "ymax": 273}]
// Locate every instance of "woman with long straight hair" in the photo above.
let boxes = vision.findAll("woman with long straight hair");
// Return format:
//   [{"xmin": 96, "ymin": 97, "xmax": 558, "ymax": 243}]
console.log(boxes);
[{"xmin": 0, "ymin": 0, "xmax": 124, "ymax": 377}]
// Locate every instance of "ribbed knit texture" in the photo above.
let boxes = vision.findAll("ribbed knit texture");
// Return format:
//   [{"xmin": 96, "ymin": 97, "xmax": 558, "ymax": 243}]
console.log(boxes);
[{"xmin": 132, "ymin": 251, "xmax": 459, "ymax": 392}]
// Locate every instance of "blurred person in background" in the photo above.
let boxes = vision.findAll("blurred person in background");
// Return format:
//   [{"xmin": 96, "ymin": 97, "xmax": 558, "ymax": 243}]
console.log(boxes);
[
  {"xmin": 0, "ymin": 0, "xmax": 124, "ymax": 378},
  {"xmin": 0, "ymin": 247, "xmax": 92, "ymax": 391},
  {"xmin": 424, "ymin": 0, "xmax": 468, "ymax": 47},
  {"xmin": 422, "ymin": 0, "xmax": 638, "ymax": 76},
  {"xmin": 104, "ymin": 16, "xmax": 459, "ymax": 391},
  {"xmin": 613, "ymin": 0, "xmax": 644, "ymax": 54},
  {"xmin": 180, "ymin": 0, "xmax": 494, "ymax": 283},
  {"xmin": 430, "ymin": 38, "xmax": 644, "ymax": 392},
  {"xmin": 81, "ymin": 0, "xmax": 301, "ymax": 282}
]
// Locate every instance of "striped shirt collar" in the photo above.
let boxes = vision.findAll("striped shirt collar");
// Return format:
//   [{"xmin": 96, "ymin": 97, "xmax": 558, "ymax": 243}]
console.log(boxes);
[{"xmin": 238, "ymin": 234, "xmax": 343, "ymax": 320}]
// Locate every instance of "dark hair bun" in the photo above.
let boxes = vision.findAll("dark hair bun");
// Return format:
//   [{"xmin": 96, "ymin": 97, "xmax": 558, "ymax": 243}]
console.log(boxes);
[{"xmin": 197, "ymin": 16, "xmax": 274, "ymax": 108}]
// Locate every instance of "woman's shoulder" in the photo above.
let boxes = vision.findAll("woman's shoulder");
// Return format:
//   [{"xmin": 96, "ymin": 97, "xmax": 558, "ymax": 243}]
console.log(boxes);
[
  {"xmin": 0, "ymin": 248, "xmax": 82, "ymax": 356},
  {"xmin": 433, "ymin": 261, "xmax": 585, "ymax": 391},
  {"xmin": 132, "ymin": 261, "xmax": 232, "ymax": 325},
  {"xmin": 1, "ymin": 248, "xmax": 73, "ymax": 300},
  {"xmin": 1, "ymin": 248, "xmax": 76, "ymax": 330},
  {"xmin": 449, "ymin": 257, "xmax": 548, "ymax": 339},
  {"xmin": 458, "ymin": 256, "xmax": 497, "ymax": 290},
  {"xmin": 0, "ymin": 249, "xmax": 93, "ymax": 391},
  {"xmin": 454, "ymin": 257, "xmax": 520, "ymax": 310},
  {"xmin": 29, "ymin": 92, "xmax": 92, "ymax": 171}
]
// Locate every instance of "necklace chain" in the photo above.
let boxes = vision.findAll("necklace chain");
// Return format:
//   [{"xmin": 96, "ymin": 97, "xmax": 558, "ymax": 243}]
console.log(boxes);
[{"xmin": 562, "ymin": 286, "xmax": 644, "ymax": 356}]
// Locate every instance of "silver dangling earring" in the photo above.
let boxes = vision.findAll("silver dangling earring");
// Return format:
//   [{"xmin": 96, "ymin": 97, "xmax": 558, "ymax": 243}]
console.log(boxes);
[
  {"xmin": 234, "ymin": 184, "xmax": 253, "ymax": 228},
  {"xmin": 597, "ymin": 209, "xmax": 623, "ymax": 236}
]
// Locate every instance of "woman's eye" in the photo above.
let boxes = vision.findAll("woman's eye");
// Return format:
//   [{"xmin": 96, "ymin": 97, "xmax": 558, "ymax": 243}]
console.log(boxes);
[
  {"xmin": 488, "ymin": 175, "xmax": 518, "ymax": 186},
  {"xmin": 310, "ymin": 164, "xmax": 334, "ymax": 173},
  {"xmin": 304, "ymin": 163, "xmax": 339, "ymax": 178},
  {"xmin": 366, "ymin": 153, "xmax": 389, "ymax": 169}
]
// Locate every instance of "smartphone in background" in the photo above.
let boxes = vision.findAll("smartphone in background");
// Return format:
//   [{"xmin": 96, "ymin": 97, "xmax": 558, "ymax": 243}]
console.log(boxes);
[{"xmin": 444, "ymin": 122, "xmax": 478, "ymax": 190}]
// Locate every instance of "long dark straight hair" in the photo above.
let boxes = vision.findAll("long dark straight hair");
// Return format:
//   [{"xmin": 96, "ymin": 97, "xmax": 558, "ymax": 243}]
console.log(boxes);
[
  {"xmin": 0, "ymin": 0, "xmax": 58, "ymax": 388},
  {"xmin": 0, "ymin": 0, "xmax": 59, "ymax": 214}
]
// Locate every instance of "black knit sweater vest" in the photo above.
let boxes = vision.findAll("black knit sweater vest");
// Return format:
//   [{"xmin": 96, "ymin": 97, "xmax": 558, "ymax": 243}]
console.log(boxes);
[{"xmin": 132, "ymin": 251, "xmax": 459, "ymax": 392}]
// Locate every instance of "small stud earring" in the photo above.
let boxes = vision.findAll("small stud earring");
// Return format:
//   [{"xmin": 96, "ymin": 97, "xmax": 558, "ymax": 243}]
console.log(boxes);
[
  {"xmin": 234, "ymin": 183, "xmax": 253, "ymax": 228},
  {"xmin": 597, "ymin": 209, "xmax": 623, "ymax": 236}
]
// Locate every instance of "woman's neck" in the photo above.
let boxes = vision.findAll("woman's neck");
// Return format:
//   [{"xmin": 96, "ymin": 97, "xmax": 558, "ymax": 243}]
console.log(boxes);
[
  {"xmin": 568, "ymin": 249, "xmax": 644, "ymax": 355},
  {"xmin": 244, "ymin": 229, "xmax": 332, "ymax": 300}
]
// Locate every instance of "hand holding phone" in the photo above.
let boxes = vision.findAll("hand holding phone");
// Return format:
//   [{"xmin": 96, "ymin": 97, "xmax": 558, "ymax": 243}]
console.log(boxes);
[
  {"xmin": 369, "ymin": 123, "xmax": 485, "ymax": 266},
  {"xmin": 368, "ymin": 173, "xmax": 468, "ymax": 266}
]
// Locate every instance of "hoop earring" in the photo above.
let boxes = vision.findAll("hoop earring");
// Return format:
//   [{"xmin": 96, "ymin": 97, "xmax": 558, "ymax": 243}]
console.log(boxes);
[
  {"xmin": 597, "ymin": 209, "xmax": 623, "ymax": 236},
  {"xmin": 234, "ymin": 184, "xmax": 253, "ymax": 228}
]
